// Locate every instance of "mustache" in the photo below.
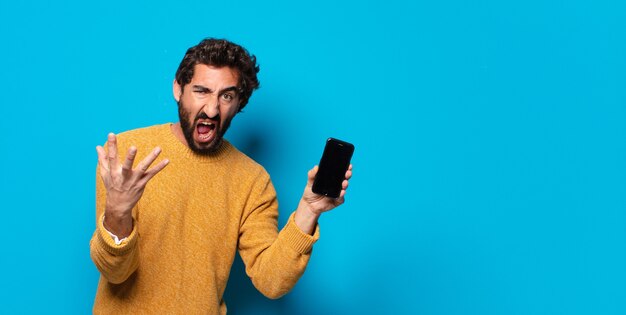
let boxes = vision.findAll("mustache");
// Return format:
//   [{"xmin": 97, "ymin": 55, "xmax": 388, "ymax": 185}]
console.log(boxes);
[{"xmin": 195, "ymin": 111, "xmax": 219, "ymax": 122}]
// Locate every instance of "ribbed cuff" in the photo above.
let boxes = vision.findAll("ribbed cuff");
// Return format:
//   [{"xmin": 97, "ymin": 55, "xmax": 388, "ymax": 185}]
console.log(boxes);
[
  {"xmin": 96, "ymin": 213, "xmax": 138, "ymax": 256},
  {"xmin": 280, "ymin": 212, "xmax": 320, "ymax": 254}
]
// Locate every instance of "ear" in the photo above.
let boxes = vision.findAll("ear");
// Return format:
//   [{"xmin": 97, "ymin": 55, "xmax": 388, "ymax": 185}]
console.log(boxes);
[{"xmin": 173, "ymin": 79, "xmax": 182, "ymax": 102}]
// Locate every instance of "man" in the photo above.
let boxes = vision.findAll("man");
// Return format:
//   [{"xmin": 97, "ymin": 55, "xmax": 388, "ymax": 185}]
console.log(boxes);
[{"xmin": 89, "ymin": 38, "xmax": 352, "ymax": 314}]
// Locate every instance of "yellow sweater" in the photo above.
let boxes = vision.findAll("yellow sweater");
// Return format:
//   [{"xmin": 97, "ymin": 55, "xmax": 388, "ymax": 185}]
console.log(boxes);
[{"xmin": 90, "ymin": 123, "xmax": 319, "ymax": 314}]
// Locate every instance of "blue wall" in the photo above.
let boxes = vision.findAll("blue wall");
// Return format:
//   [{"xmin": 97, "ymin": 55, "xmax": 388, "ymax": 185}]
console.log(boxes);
[{"xmin": 1, "ymin": 0, "xmax": 625, "ymax": 314}]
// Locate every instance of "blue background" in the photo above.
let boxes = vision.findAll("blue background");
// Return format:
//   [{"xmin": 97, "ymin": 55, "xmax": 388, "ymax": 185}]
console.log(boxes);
[{"xmin": 1, "ymin": 0, "xmax": 625, "ymax": 314}]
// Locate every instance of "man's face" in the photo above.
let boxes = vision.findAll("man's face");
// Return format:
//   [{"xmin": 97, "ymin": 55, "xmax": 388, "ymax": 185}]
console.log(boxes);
[{"xmin": 174, "ymin": 64, "xmax": 241, "ymax": 154}]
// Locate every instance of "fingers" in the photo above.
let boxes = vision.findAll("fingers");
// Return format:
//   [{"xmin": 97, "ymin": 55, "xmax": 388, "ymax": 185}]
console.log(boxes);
[
  {"xmin": 142, "ymin": 158, "xmax": 170, "ymax": 182},
  {"xmin": 337, "ymin": 166, "xmax": 352, "ymax": 202},
  {"xmin": 332, "ymin": 189, "xmax": 346, "ymax": 206},
  {"xmin": 96, "ymin": 145, "xmax": 107, "ymax": 168},
  {"xmin": 135, "ymin": 147, "xmax": 162, "ymax": 174},
  {"xmin": 337, "ymin": 191, "xmax": 346, "ymax": 203},
  {"xmin": 96, "ymin": 145, "xmax": 109, "ymax": 175},
  {"xmin": 122, "ymin": 146, "xmax": 137, "ymax": 177},
  {"xmin": 106, "ymin": 133, "xmax": 119, "ymax": 168},
  {"xmin": 341, "ymin": 164, "xmax": 352, "ymax": 193},
  {"xmin": 337, "ymin": 180, "xmax": 349, "ymax": 200},
  {"xmin": 307, "ymin": 165, "xmax": 318, "ymax": 186},
  {"xmin": 345, "ymin": 164, "xmax": 353, "ymax": 180}
]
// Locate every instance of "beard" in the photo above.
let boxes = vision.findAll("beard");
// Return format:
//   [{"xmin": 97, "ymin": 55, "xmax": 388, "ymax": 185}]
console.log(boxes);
[{"xmin": 178, "ymin": 101, "xmax": 233, "ymax": 155}]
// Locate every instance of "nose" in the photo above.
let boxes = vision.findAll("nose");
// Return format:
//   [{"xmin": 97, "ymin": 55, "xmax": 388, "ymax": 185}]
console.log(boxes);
[{"xmin": 202, "ymin": 96, "xmax": 220, "ymax": 119}]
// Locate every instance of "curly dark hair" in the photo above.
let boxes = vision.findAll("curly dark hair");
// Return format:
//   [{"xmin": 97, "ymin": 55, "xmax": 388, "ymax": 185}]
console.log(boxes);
[{"xmin": 175, "ymin": 38, "xmax": 260, "ymax": 112}]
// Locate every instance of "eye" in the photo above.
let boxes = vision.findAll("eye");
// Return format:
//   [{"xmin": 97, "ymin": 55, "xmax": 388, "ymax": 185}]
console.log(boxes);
[{"xmin": 222, "ymin": 93, "xmax": 234, "ymax": 101}]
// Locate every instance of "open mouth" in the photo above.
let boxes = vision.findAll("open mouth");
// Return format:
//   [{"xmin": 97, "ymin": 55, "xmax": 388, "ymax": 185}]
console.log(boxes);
[{"xmin": 196, "ymin": 121, "xmax": 217, "ymax": 143}]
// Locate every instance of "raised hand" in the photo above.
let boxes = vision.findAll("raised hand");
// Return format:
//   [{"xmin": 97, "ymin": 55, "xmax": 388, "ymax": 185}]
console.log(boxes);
[
  {"xmin": 96, "ymin": 133, "xmax": 169, "ymax": 238},
  {"xmin": 294, "ymin": 164, "xmax": 353, "ymax": 235}
]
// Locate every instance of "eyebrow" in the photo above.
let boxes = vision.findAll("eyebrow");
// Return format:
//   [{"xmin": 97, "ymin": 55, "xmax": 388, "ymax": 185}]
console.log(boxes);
[
  {"xmin": 192, "ymin": 85, "xmax": 239, "ymax": 94},
  {"xmin": 219, "ymin": 86, "xmax": 239, "ymax": 95}
]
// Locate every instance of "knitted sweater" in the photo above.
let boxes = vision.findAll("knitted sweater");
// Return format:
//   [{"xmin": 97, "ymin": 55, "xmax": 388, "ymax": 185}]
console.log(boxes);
[{"xmin": 90, "ymin": 123, "xmax": 319, "ymax": 314}]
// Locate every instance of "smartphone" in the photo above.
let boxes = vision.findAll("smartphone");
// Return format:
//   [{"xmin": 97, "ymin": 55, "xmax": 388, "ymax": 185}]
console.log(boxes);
[{"xmin": 312, "ymin": 138, "xmax": 355, "ymax": 198}]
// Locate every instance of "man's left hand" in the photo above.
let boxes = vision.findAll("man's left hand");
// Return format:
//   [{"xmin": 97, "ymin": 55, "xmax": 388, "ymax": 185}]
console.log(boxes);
[{"xmin": 294, "ymin": 164, "xmax": 353, "ymax": 234}]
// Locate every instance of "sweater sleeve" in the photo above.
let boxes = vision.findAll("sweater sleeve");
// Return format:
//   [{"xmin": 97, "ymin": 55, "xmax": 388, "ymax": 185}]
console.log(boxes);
[
  {"xmin": 89, "ymin": 165, "xmax": 140, "ymax": 284},
  {"xmin": 237, "ymin": 171, "xmax": 319, "ymax": 299}
]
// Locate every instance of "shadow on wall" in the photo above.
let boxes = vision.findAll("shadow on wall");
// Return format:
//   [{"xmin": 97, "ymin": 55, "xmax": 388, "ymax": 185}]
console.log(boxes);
[
  {"xmin": 229, "ymin": 108, "xmax": 283, "ymax": 172},
  {"xmin": 223, "ymin": 105, "xmax": 293, "ymax": 314},
  {"xmin": 223, "ymin": 253, "xmax": 290, "ymax": 314}
]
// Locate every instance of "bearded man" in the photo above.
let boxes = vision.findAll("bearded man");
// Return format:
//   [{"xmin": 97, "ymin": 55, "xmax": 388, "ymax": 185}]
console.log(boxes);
[{"xmin": 89, "ymin": 38, "xmax": 352, "ymax": 314}]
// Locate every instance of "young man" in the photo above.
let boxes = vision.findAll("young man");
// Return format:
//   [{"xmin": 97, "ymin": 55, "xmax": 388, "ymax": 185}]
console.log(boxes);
[{"xmin": 90, "ymin": 38, "xmax": 352, "ymax": 314}]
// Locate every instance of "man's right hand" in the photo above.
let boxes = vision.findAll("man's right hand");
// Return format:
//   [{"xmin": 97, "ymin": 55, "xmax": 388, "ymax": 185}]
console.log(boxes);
[{"xmin": 96, "ymin": 133, "xmax": 169, "ymax": 238}]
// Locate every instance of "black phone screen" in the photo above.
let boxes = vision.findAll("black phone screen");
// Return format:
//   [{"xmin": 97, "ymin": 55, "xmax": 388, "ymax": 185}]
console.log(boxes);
[{"xmin": 312, "ymin": 138, "xmax": 354, "ymax": 198}]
